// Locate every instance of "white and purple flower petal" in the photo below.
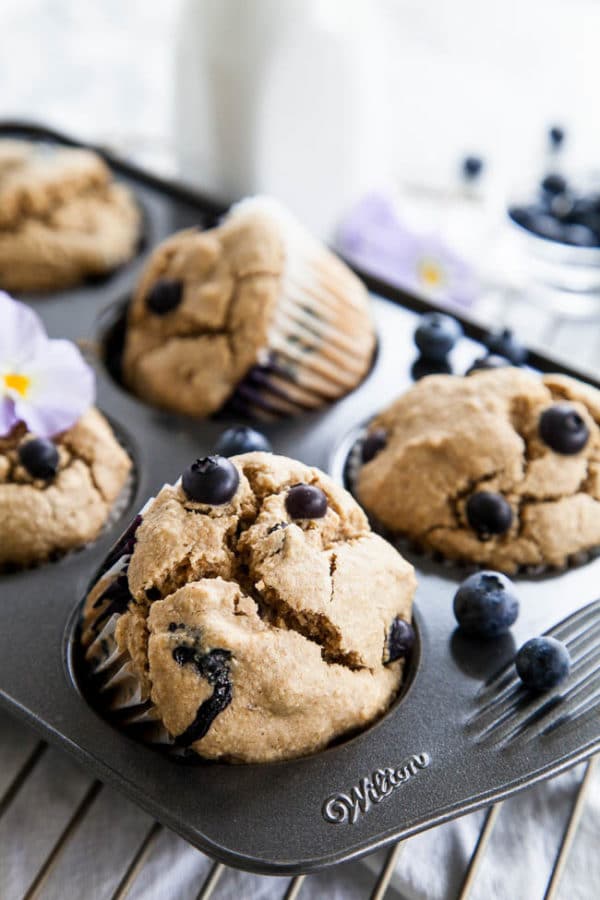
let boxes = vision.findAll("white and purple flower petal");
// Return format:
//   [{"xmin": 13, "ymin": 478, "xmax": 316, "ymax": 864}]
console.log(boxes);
[
  {"xmin": 0, "ymin": 291, "xmax": 47, "ymax": 364},
  {"xmin": 0, "ymin": 293, "xmax": 96, "ymax": 438},
  {"xmin": 337, "ymin": 193, "xmax": 477, "ymax": 310},
  {"xmin": 12, "ymin": 340, "xmax": 95, "ymax": 438}
]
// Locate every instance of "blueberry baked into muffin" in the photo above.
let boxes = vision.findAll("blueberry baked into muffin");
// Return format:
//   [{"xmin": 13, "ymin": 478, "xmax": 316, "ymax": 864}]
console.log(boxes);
[
  {"xmin": 122, "ymin": 196, "xmax": 375, "ymax": 420},
  {"xmin": 0, "ymin": 293, "xmax": 132, "ymax": 568},
  {"xmin": 356, "ymin": 367, "xmax": 600, "ymax": 573},
  {"xmin": 0, "ymin": 140, "xmax": 140, "ymax": 292},
  {"xmin": 80, "ymin": 452, "xmax": 416, "ymax": 763}
]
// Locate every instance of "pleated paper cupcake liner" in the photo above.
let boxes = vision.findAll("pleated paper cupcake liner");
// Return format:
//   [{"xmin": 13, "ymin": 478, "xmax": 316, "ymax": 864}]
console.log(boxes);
[
  {"xmin": 77, "ymin": 498, "xmax": 182, "ymax": 750},
  {"xmin": 224, "ymin": 198, "xmax": 376, "ymax": 419}
]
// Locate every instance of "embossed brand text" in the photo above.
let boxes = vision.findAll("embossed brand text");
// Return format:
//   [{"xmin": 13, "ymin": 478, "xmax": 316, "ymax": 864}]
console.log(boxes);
[{"xmin": 322, "ymin": 753, "xmax": 431, "ymax": 825}]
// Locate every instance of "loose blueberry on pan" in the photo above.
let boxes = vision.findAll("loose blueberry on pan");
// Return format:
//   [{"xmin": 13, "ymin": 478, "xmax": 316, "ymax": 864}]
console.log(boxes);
[
  {"xmin": 171, "ymin": 643, "xmax": 233, "ymax": 745},
  {"xmin": 466, "ymin": 354, "xmax": 511, "ymax": 375},
  {"xmin": 214, "ymin": 425, "xmax": 272, "ymax": 457},
  {"xmin": 539, "ymin": 404, "xmax": 589, "ymax": 455},
  {"xmin": 18, "ymin": 437, "xmax": 59, "ymax": 480},
  {"xmin": 516, "ymin": 637, "xmax": 571, "ymax": 691},
  {"xmin": 285, "ymin": 484, "xmax": 328, "ymax": 519},
  {"xmin": 414, "ymin": 313, "xmax": 463, "ymax": 363},
  {"xmin": 387, "ymin": 617, "xmax": 415, "ymax": 662},
  {"xmin": 453, "ymin": 572, "xmax": 519, "ymax": 639},
  {"xmin": 182, "ymin": 456, "xmax": 240, "ymax": 504},
  {"xmin": 146, "ymin": 279, "xmax": 183, "ymax": 315},
  {"xmin": 484, "ymin": 328, "xmax": 527, "ymax": 366},
  {"xmin": 411, "ymin": 356, "xmax": 453, "ymax": 381},
  {"xmin": 466, "ymin": 491, "xmax": 513, "ymax": 541}
]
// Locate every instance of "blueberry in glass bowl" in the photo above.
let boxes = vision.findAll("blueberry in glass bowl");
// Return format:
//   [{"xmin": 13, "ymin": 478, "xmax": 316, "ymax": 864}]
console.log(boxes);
[{"xmin": 507, "ymin": 172, "xmax": 600, "ymax": 298}]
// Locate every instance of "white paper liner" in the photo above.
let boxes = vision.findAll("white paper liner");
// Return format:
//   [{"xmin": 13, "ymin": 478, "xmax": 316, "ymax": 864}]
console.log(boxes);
[{"xmin": 225, "ymin": 197, "xmax": 376, "ymax": 419}]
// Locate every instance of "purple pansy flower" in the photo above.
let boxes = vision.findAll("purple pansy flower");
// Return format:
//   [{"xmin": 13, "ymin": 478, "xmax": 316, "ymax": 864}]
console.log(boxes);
[
  {"xmin": 337, "ymin": 193, "xmax": 477, "ymax": 310},
  {"xmin": 0, "ymin": 292, "xmax": 95, "ymax": 438}
]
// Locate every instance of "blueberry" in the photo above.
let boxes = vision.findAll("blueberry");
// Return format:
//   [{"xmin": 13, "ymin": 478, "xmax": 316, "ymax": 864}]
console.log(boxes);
[
  {"xmin": 567, "ymin": 198, "xmax": 600, "ymax": 238},
  {"xmin": 414, "ymin": 313, "xmax": 463, "ymax": 362},
  {"xmin": 181, "ymin": 456, "xmax": 240, "ymax": 504},
  {"xmin": 387, "ymin": 617, "xmax": 415, "ymax": 662},
  {"xmin": 411, "ymin": 357, "xmax": 453, "ymax": 381},
  {"xmin": 586, "ymin": 192, "xmax": 600, "ymax": 215},
  {"xmin": 541, "ymin": 173, "xmax": 568, "ymax": 196},
  {"xmin": 548, "ymin": 125, "xmax": 565, "ymax": 149},
  {"xmin": 453, "ymin": 571, "xmax": 519, "ymax": 638},
  {"xmin": 528, "ymin": 212, "xmax": 564, "ymax": 242},
  {"xmin": 214, "ymin": 425, "xmax": 272, "ymax": 457},
  {"xmin": 285, "ymin": 483, "xmax": 328, "ymax": 519},
  {"xmin": 549, "ymin": 192, "xmax": 575, "ymax": 221},
  {"xmin": 18, "ymin": 438, "xmax": 59, "ymax": 480},
  {"xmin": 462, "ymin": 155, "xmax": 484, "ymax": 181},
  {"xmin": 539, "ymin": 404, "xmax": 589, "ymax": 454},
  {"xmin": 146, "ymin": 279, "xmax": 183, "ymax": 315},
  {"xmin": 466, "ymin": 354, "xmax": 511, "ymax": 375},
  {"xmin": 562, "ymin": 223, "xmax": 597, "ymax": 247},
  {"xmin": 571, "ymin": 194, "xmax": 600, "ymax": 218},
  {"xmin": 466, "ymin": 491, "xmax": 513, "ymax": 539},
  {"xmin": 509, "ymin": 205, "xmax": 535, "ymax": 230},
  {"xmin": 172, "ymin": 645, "xmax": 233, "ymax": 745},
  {"xmin": 484, "ymin": 328, "xmax": 527, "ymax": 365},
  {"xmin": 515, "ymin": 637, "xmax": 571, "ymax": 691},
  {"xmin": 361, "ymin": 428, "xmax": 387, "ymax": 463}
]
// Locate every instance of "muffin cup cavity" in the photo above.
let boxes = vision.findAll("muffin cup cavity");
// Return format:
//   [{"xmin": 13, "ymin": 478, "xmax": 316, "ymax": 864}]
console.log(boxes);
[
  {"xmin": 74, "ymin": 582, "xmax": 421, "ymax": 763},
  {"xmin": 334, "ymin": 424, "xmax": 600, "ymax": 578},
  {"xmin": 0, "ymin": 412, "xmax": 137, "ymax": 576},
  {"xmin": 74, "ymin": 451, "xmax": 418, "ymax": 764},
  {"xmin": 98, "ymin": 296, "xmax": 130, "ymax": 389},
  {"xmin": 99, "ymin": 295, "xmax": 379, "ymax": 424}
]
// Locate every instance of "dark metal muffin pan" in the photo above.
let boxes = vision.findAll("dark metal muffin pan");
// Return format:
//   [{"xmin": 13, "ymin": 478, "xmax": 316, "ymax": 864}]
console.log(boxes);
[{"xmin": 1, "ymin": 122, "xmax": 599, "ymax": 876}]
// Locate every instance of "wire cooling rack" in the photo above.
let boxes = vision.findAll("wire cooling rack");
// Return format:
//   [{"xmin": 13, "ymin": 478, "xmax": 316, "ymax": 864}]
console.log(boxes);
[{"xmin": 1, "ymin": 723, "xmax": 596, "ymax": 900}]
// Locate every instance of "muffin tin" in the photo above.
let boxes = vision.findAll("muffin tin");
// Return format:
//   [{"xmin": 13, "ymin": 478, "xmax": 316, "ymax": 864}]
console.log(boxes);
[{"xmin": 0, "ymin": 122, "xmax": 599, "ymax": 876}]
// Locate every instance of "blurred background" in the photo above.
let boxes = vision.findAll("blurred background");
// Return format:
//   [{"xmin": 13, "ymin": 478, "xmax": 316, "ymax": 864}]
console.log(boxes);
[{"xmin": 3, "ymin": 0, "xmax": 599, "ymax": 374}]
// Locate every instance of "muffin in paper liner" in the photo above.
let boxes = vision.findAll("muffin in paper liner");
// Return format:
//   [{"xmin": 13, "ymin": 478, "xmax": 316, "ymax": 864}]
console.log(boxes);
[
  {"xmin": 78, "ymin": 452, "xmax": 417, "ymax": 763},
  {"xmin": 0, "ymin": 409, "xmax": 133, "ymax": 571},
  {"xmin": 0, "ymin": 141, "xmax": 141, "ymax": 293},
  {"xmin": 347, "ymin": 368, "xmax": 600, "ymax": 576},
  {"xmin": 122, "ymin": 196, "xmax": 376, "ymax": 421}
]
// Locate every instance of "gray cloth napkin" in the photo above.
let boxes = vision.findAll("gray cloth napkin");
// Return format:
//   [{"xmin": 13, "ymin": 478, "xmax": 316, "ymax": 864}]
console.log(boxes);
[{"xmin": 1, "ymin": 708, "xmax": 597, "ymax": 899}]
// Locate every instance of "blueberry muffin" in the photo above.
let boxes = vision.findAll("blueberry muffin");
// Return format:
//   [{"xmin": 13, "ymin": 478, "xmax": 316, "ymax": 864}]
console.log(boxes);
[
  {"xmin": 80, "ymin": 452, "xmax": 416, "ymax": 763},
  {"xmin": 122, "ymin": 197, "xmax": 375, "ymax": 420},
  {"xmin": 0, "ymin": 140, "xmax": 140, "ymax": 292},
  {"xmin": 356, "ymin": 368, "xmax": 600, "ymax": 573},
  {"xmin": 0, "ymin": 409, "xmax": 132, "ymax": 568}
]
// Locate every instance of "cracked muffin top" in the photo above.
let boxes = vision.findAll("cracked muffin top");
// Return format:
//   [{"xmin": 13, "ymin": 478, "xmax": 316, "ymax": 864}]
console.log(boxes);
[
  {"xmin": 357, "ymin": 367, "xmax": 600, "ymax": 573},
  {"xmin": 121, "ymin": 197, "xmax": 375, "ymax": 420},
  {"xmin": 82, "ymin": 452, "xmax": 416, "ymax": 763},
  {"xmin": 0, "ymin": 140, "xmax": 141, "ymax": 292},
  {"xmin": 0, "ymin": 408, "xmax": 132, "ymax": 568}
]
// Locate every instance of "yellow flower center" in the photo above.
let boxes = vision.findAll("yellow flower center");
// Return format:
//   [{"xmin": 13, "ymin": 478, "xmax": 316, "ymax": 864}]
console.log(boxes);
[
  {"xmin": 418, "ymin": 259, "xmax": 445, "ymax": 289},
  {"xmin": 3, "ymin": 372, "xmax": 31, "ymax": 397}
]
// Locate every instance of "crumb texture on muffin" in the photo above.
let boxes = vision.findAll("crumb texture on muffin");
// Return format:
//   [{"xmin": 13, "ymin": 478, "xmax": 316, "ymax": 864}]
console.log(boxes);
[
  {"xmin": 357, "ymin": 368, "xmax": 600, "ymax": 573},
  {"xmin": 0, "ymin": 141, "xmax": 140, "ymax": 292},
  {"xmin": 84, "ymin": 453, "xmax": 415, "ymax": 763},
  {"xmin": 0, "ymin": 408, "xmax": 131, "ymax": 567},
  {"xmin": 122, "ymin": 200, "xmax": 375, "ymax": 419}
]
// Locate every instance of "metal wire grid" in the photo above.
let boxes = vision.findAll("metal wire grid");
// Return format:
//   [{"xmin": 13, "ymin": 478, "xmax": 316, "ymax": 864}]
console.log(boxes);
[{"xmin": 0, "ymin": 736, "xmax": 597, "ymax": 900}]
